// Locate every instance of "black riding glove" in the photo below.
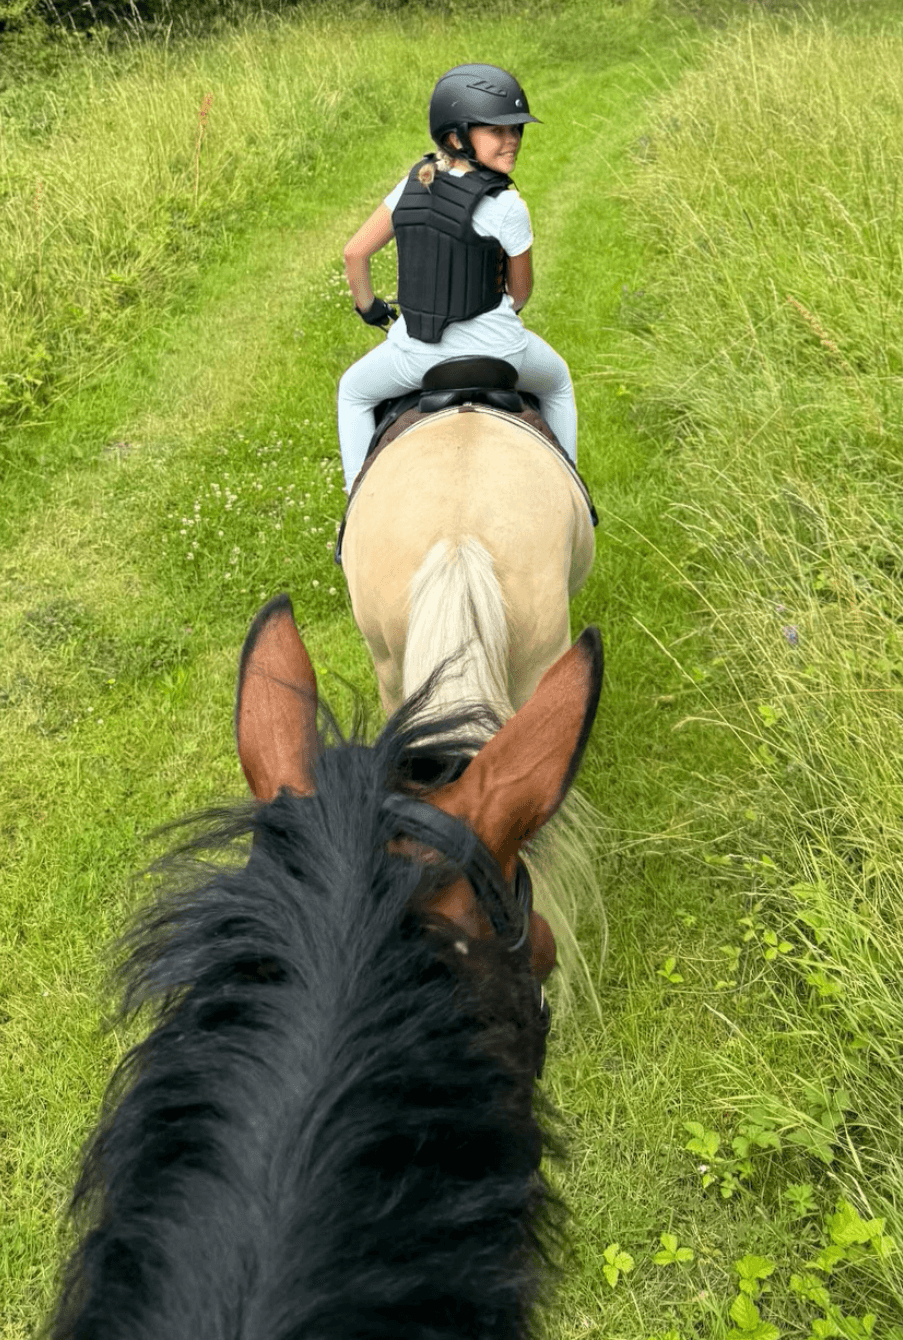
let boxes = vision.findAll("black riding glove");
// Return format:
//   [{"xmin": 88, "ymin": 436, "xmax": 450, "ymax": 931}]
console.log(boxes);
[{"xmin": 356, "ymin": 297, "xmax": 397, "ymax": 330}]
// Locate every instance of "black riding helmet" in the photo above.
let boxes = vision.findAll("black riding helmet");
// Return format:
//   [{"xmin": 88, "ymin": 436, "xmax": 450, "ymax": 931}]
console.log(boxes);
[{"xmin": 429, "ymin": 63, "xmax": 539, "ymax": 164}]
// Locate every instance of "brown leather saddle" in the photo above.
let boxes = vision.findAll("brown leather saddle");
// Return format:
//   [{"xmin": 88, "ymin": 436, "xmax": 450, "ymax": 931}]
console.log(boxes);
[{"xmin": 335, "ymin": 356, "xmax": 598, "ymax": 566}]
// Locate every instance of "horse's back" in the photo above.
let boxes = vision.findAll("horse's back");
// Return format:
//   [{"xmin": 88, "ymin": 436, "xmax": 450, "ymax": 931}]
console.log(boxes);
[
  {"xmin": 344, "ymin": 407, "xmax": 592, "ymax": 568},
  {"xmin": 342, "ymin": 409, "xmax": 595, "ymax": 710}
]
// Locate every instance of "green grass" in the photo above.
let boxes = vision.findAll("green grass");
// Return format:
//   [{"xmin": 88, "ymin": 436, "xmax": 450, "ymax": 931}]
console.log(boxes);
[
  {"xmin": 4, "ymin": 0, "xmax": 903, "ymax": 1336},
  {"xmin": 0, "ymin": 8, "xmax": 409, "ymax": 434},
  {"xmin": 597, "ymin": 3, "xmax": 903, "ymax": 1336}
]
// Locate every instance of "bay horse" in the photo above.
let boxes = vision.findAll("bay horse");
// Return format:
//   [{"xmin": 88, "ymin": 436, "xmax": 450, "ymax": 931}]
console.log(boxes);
[{"xmin": 47, "ymin": 594, "xmax": 602, "ymax": 1339}]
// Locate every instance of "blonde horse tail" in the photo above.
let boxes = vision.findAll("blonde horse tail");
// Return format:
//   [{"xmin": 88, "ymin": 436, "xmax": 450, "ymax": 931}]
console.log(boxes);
[
  {"xmin": 526, "ymin": 790, "xmax": 607, "ymax": 1022},
  {"xmin": 402, "ymin": 537, "xmax": 606, "ymax": 1018},
  {"xmin": 403, "ymin": 537, "xmax": 512, "ymax": 730}
]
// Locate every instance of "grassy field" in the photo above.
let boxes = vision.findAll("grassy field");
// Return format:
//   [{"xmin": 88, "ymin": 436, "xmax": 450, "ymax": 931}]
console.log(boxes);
[{"xmin": 3, "ymin": 0, "xmax": 903, "ymax": 1336}]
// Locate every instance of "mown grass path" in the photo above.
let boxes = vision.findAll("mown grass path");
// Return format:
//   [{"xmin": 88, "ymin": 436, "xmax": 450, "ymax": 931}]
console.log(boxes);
[{"xmin": 4, "ymin": 5, "xmax": 901, "ymax": 1337}]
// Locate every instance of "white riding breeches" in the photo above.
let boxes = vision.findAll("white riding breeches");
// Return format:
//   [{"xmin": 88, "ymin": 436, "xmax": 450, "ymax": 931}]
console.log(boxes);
[{"xmin": 337, "ymin": 330, "xmax": 577, "ymax": 490}]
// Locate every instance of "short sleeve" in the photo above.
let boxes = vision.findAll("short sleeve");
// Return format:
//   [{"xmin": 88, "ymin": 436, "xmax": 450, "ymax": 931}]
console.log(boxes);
[
  {"xmin": 470, "ymin": 189, "xmax": 533, "ymax": 257},
  {"xmin": 384, "ymin": 177, "xmax": 408, "ymax": 214},
  {"xmin": 496, "ymin": 191, "xmax": 533, "ymax": 257}
]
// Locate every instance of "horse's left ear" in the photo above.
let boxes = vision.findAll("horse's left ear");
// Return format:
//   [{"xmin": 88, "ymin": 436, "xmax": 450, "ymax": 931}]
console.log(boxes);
[
  {"xmin": 235, "ymin": 595, "xmax": 319, "ymax": 801},
  {"xmin": 429, "ymin": 628, "xmax": 603, "ymax": 877}
]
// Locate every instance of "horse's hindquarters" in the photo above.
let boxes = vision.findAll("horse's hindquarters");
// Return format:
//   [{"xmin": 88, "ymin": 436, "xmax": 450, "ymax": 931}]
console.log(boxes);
[{"xmin": 342, "ymin": 409, "xmax": 595, "ymax": 713}]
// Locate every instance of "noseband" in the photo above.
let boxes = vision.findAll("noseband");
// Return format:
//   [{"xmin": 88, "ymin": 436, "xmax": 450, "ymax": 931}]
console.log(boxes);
[{"xmin": 381, "ymin": 793, "xmax": 550, "ymax": 1074}]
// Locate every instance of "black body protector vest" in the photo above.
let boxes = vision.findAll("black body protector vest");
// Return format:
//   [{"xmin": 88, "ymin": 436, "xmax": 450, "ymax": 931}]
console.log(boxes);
[{"xmin": 393, "ymin": 158, "xmax": 512, "ymax": 344}]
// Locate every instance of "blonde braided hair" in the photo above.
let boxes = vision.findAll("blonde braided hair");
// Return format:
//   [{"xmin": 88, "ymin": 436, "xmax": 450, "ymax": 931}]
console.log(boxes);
[{"xmin": 417, "ymin": 148, "xmax": 457, "ymax": 188}]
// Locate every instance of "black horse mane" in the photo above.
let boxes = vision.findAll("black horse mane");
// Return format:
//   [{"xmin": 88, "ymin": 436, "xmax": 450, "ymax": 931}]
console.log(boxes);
[{"xmin": 46, "ymin": 686, "xmax": 563, "ymax": 1340}]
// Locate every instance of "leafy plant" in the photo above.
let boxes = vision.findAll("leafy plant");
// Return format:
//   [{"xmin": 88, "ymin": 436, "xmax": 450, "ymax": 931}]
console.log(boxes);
[
  {"xmin": 657, "ymin": 955, "xmax": 684, "ymax": 984},
  {"xmin": 788, "ymin": 1201, "xmax": 898, "ymax": 1340},
  {"xmin": 808, "ymin": 1201, "xmax": 895, "ymax": 1271},
  {"xmin": 785, "ymin": 1089, "xmax": 853, "ymax": 1166},
  {"xmin": 785, "ymin": 1182, "xmax": 819, "ymax": 1220},
  {"xmin": 791, "ymin": 1273, "xmax": 832, "ymax": 1310},
  {"xmin": 735, "ymin": 1255, "xmax": 776, "ymax": 1297},
  {"xmin": 724, "ymin": 1255, "xmax": 781, "ymax": 1340},
  {"xmin": 602, "ymin": 1242, "xmax": 636, "ymax": 1289},
  {"xmin": 739, "ymin": 904, "xmax": 794, "ymax": 963},
  {"xmin": 653, "ymin": 1232, "xmax": 695, "ymax": 1267},
  {"xmin": 728, "ymin": 1292, "xmax": 781, "ymax": 1340},
  {"xmin": 682, "ymin": 1115, "xmax": 783, "ymax": 1198}
]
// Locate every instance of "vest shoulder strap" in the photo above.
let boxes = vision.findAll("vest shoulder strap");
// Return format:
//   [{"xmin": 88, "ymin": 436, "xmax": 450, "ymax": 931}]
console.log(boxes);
[{"xmin": 395, "ymin": 159, "xmax": 511, "ymax": 240}]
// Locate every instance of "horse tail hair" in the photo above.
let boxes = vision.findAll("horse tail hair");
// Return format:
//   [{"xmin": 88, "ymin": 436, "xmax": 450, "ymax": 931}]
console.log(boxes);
[
  {"xmin": 403, "ymin": 537, "xmax": 512, "ymax": 730},
  {"xmin": 402, "ymin": 538, "xmax": 607, "ymax": 1018},
  {"xmin": 524, "ymin": 787, "xmax": 608, "ymax": 1022}
]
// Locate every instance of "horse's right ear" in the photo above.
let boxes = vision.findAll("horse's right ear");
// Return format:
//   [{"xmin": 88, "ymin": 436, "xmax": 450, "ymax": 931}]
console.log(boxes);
[
  {"xmin": 428, "ymin": 627, "xmax": 602, "ymax": 878},
  {"xmin": 235, "ymin": 595, "xmax": 319, "ymax": 801}
]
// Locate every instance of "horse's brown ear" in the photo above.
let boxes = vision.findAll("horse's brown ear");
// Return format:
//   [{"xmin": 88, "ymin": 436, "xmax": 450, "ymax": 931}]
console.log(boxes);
[
  {"xmin": 429, "ymin": 627, "xmax": 602, "ymax": 877},
  {"xmin": 235, "ymin": 595, "xmax": 319, "ymax": 801}
]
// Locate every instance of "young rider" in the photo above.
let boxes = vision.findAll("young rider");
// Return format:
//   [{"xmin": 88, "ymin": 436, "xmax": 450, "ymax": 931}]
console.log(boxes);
[{"xmin": 337, "ymin": 62, "xmax": 577, "ymax": 491}]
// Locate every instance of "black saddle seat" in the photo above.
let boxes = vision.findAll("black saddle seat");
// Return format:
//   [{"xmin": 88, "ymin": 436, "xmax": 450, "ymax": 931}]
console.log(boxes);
[
  {"xmin": 421, "ymin": 356, "xmax": 518, "ymax": 392},
  {"xmin": 419, "ymin": 356, "xmax": 523, "ymax": 416},
  {"xmin": 367, "ymin": 358, "xmax": 529, "ymax": 461}
]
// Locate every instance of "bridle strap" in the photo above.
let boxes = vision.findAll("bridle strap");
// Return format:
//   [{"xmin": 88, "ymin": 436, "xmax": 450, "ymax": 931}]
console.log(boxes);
[
  {"xmin": 381, "ymin": 792, "xmax": 550, "ymax": 1077},
  {"xmin": 381, "ymin": 793, "xmax": 531, "ymax": 952}
]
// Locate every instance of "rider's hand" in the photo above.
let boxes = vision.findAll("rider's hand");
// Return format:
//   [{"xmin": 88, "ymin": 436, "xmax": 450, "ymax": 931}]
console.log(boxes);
[{"xmin": 356, "ymin": 297, "xmax": 397, "ymax": 330}]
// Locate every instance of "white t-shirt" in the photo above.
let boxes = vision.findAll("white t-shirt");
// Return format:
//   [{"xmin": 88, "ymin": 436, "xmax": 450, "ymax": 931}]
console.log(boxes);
[{"xmin": 383, "ymin": 168, "xmax": 533, "ymax": 359}]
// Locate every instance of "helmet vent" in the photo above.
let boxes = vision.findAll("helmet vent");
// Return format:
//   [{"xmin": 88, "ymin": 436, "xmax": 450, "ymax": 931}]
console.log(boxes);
[
  {"xmin": 429, "ymin": 64, "xmax": 539, "ymax": 147},
  {"xmin": 467, "ymin": 78, "xmax": 508, "ymax": 99}
]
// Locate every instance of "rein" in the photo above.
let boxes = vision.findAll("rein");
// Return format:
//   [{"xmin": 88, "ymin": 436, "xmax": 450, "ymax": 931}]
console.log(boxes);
[{"xmin": 381, "ymin": 793, "xmax": 550, "ymax": 1073}]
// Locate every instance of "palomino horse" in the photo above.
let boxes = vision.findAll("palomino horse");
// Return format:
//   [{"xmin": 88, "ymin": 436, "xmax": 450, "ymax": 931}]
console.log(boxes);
[
  {"xmin": 341, "ymin": 406, "xmax": 596, "ymax": 718},
  {"xmin": 341, "ymin": 405, "xmax": 600, "ymax": 981},
  {"xmin": 48, "ymin": 596, "xmax": 602, "ymax": 1338}
]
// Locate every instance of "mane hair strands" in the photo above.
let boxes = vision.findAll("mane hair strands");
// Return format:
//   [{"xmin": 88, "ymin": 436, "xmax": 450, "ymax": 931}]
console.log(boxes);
[{"xmin": 46, "ymin": 694, "xmax": 561, "ymax": 1340}]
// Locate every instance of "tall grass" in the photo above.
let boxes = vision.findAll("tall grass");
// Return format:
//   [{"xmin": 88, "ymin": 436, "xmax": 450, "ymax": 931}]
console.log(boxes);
[
  {"xmin": 0, "ymin": 10, "xmax": 427, "ymax": 436},
  {"xmin": 621, "ymin": 6, "xmax": 903, "ymax": 1299},
  {"xmin": 0, "ymin": 0, "xmax": 663, "ymax": 449}
]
